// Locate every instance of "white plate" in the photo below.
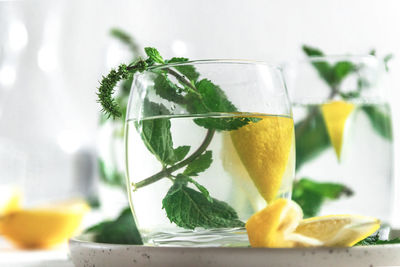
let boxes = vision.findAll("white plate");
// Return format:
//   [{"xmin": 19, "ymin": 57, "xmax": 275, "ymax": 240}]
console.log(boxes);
[{"xmin": 69, "ymin": 235, "xmax": 400, "ymax": 267}]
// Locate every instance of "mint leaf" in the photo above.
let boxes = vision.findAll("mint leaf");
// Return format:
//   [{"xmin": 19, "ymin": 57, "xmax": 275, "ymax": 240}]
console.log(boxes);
[
  {"xmin": 137, "ymin": 114, "xmax": 175, "ymax": 165},
  {"xmin": 183, "ymin": 150, "xmax": 212, "ymax": 176},
  {"xmin": 176, "ymin": 174, "xmax": 212, "ymax": 202},
  {"xmin": 165, "ymin": 145, "xmax": 190, "ymax": 165},
  {"xmin": 383, "ymin": 54, "xmax": 394, "ymax": 71},
  {"xmin": 355, "ymin": 232, "xmax": 400, "ymax": 246},
  {"xmin": 153, "ymin": 73, "xmax": 186, "ymax": 104},
  {"xmin": 162, "ymin": 181, "xmax": 244, "ymax": 229},
  {"xmin": 362, "ymin": 105, "xmax": 392, "ymax": 141},
  {"xmin": 166, "ymin": 57, "xmax": 200, "ymax": 81},
  {"xmin": 295, "ymin": 107, "xmax": 331, "ymax": 170},
  {"xmin": 186, "ymin": 79, "xmax": 252, "ymax": 131},
  {"xmin": 86, "ymin": 207, "xmax": 143, "ymax": 245},
  {"xmin": 98, "ymin": 159, "xmax": 125, "ymax": 188},
  {"xmin": 332, "ymin": 61, "xmax": 356, "ymax": 84},
  {"xmin": 292, "ymin": 178, "xmax": 353, "ymax": 218},
  {"xmin": 145, "ymin": 47, "xmax": 164, "ymax": 64}
]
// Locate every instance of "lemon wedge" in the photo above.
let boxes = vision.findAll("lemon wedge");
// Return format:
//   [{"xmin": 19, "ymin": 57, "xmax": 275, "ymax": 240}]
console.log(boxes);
[
  {"xmin": 230, "ymin": 116, "xmax": 294, "ymax": 203},
  {"xmin": 246, "ymin": 199, "xmax": 380, "ymax": 248},
  {"xmin": 321, "ymin": 101, "xmax": 355, "ymax": 160},
  {"xmin": 0, "ymin": 187, "xmax": 22, "ymax": 233},
  {"xmin": 1, "ymin": 199, "xmax": 89, "ymax": 248}
]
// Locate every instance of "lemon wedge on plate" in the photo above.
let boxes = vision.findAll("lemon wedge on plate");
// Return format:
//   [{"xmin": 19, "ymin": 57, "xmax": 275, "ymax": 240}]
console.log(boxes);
[
  {"xmin": 321, "ymin": 101, "xmax": 355, "ymax": 160},
  {"xmin": 230, "ymin": 116, "xmax": 294, "ymax": 203},
  {"xmin": 1, "ymin": 199, "xmax": 89, "ymax": 248},
  {"xmin": 0, "ymin": 186, "xmax": 22, "ymax": 233},
  {"xmin": 246, "ymin": 199, "xmax": 380, "ymax": 248}
]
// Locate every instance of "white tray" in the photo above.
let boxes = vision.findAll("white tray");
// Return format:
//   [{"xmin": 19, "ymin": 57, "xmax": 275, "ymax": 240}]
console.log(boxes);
[{"xmin": 69, "ymin": 236, "xmax": 400, "ymax": 267}]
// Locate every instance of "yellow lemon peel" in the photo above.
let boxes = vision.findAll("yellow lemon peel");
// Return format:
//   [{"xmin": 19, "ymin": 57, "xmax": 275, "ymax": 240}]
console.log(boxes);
[
  {"xmin": 1, "ymin": 199, "xmax": 89, "ymax": 248},
  {"xmin": 230, "ymin": 116, "xmax": 294, "ymax": 203},
  {"xmin": 321, "ymin": 101, "xmax": 355, "ymax": 160},
  {"xmin": 246, "ymin": 199, "xmax": 380, "ymax": 248}
]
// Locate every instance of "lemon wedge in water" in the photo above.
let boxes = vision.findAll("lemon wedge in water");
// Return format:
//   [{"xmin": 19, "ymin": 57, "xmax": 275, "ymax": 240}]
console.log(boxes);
[
  {"xmin": 230, "ymin": 116, "xmax": 294, "ymax": 203},
  {"xmin": 321, "ymin": 101, "xmax": 355, "ymax": 160},
  {"xmin": 246, "ymin": 199, "xmax": 380, "ymax": 248},
  {"xmin": 1, "ymin": 199, "xmax": 89, "ymax": 248}
]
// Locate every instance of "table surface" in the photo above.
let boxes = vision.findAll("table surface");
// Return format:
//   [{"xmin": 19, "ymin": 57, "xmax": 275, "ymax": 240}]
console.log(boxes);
[{"xmin": 0, "ymin": 237, "xmax": 74, "ymax": 267}]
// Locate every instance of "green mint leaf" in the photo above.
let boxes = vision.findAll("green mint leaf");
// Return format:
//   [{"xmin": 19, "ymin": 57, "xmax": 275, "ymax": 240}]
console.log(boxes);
[
  {"xmin": 183, "ymin": 150, "xmax": 212, "ymax": 176},
  {"xmin": 166, "ymin": 57, "xmax": 200, "ymax": 81},
  {"xmin": 292, "ymin": 178, "xmax": 353, "ymax": 218},
  {"xmin": 362, "ymin": 105, "xmax": 392, "ymax": 141},
  {"xmin": 86, "ymin": 207, "xmax": 143, "ymax": 245},
  {"xmin": 383, "ymin": 54, "xmax": 394, "ymax": 72},
  {"xmin": 162, "ymin": 181, "xmax": 244, "ymax": 229},
  {"xmin": 295, "ymin": 107, "xmax": 331, "ymax": 170},
  {"xmin": 153, "ymin": 73, "xmax": 186, "ymax": 104},
  {"xmin": 355, "ymin": 234, "xmax": 380, "ymax": 246},
  {"xmin": 186, "ymin": 79, "xmax": 252, "ymax": 131},
  {"xmin": 165, "ymin": 146, "xmax": 191, "ymax": 165},
  {"xmin": 110, "ymin": 28, "xmax": 141, "ymax": 55},
  {"xmin": 98, "ymin": 159, "xmax": 125, "ymax": 189},
  {"xmin": 176, "ymin": 174, "xmax": 212, "ymax": 202},
  {"xmin": 137, "ymin": 111, "xmax": 175, "ymax": 165},
  {"xmin": 355, "ymin": 232, "xmax": 400, "ymax": 246},
  {"xmin": 144, "ymin": 47, "xmax": 164, "ymax": 64},
  {"xmin": 332, "ymin": 61, "xmax": 356, "ymax": 84},
  {"xmin": 302, "ymin": 45, "xmax": 356, "ymax": 89}
]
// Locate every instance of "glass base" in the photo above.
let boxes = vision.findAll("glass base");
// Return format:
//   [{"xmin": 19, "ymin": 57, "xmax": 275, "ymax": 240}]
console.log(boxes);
[{"xmin": 144, "ymin": 227, "xmax": 250, "ymax": 247}]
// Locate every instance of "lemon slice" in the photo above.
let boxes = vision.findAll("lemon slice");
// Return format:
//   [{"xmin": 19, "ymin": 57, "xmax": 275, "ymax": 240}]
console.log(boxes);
[
  {"xmin": 230, "ymin": 116, "xmax": 294, "ymax": 203},
  {"xmin": 246, "ymin": 199, "xmax": 380, "ymax": 248},
  {"xmin": 0, "ymin": 187, "xmax": 22, "ymax": 233},
  {"xmin": 321, "ymin": 101, "xmax": 355, "ymax": 160},
  {"xmin": 246, "ymin": 199, "xmax": 321, "ymax": 248},
  {"xmin": 1, "ymin": 199, "xmax": 89, "ymax": 248},
  {"xmin": 295, "ymin": 214, "xmax": 380, "ymax": 247}
]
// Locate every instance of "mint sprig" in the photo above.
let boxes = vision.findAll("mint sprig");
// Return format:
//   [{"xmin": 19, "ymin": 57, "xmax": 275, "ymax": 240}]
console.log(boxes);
[{"xmin": 98, "ymin": 47, "xmax": 250, "ymax": 230}]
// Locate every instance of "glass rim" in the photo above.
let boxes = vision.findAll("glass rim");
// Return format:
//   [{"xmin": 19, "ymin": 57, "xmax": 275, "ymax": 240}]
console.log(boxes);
[{"xmin": 146, "ymin": 59, "xmax": 281, "ymax": 72}]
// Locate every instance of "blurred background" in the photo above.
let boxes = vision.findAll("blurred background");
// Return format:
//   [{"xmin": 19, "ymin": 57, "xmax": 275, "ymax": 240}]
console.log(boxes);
[{"xmin": 0, "ymin": 0, "xmax": 400, "ymax": 259}]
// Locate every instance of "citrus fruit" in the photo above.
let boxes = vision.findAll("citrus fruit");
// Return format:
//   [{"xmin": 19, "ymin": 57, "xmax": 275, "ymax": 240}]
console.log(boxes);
[
  {"xmin": 295, "ymin": 214, "xmax": 380, "ymax": 247},
  {"xmin": 0, "ymin": 186, "xmax": 22, "ymax": 233},
  {"xmin": 1, "ymin": 199, "xmax": 89, "ymax": 248},
  {"xmin": 246, "ymin": 199, "xmax": 380, "ymax": 248},
  {"xmin": 230, "ymin": 116, "xmax": 294, "ymax": 203},
  {"xmin": 246, "ymin": 199, "xmax": 321, "ymax": 248},
  {"xmin": 321, "ymin": 101, "xmax": 355, "ymax": 160}
]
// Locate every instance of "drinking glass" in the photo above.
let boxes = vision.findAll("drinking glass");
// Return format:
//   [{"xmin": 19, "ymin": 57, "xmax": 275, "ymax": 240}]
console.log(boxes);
[
  {"xmin": 125, "ymin": 60, "xmax": 295, "ymax": 246},
  {"xmin": 284, "ymin": 55, "xmax": 393, "ymax": 222}
]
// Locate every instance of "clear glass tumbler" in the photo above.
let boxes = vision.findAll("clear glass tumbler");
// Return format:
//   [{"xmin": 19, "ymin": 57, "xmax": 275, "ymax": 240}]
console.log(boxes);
[
  {"xmin": 125, "ymin": 60, "xmax": 295, "ymax": 246},
  {"xmin": 284, "ymin": 55, "xmax": 393, "ymax": 222}
]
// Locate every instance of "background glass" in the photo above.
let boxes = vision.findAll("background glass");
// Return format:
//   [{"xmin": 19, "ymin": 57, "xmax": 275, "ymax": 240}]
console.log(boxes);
[
  {"xmin": 125, "ymin": 60, "xmax": 294, "ymax": 246},
  {"xmin": 284, "ymin": 56, "xmax": 393, "ymax": 223}
]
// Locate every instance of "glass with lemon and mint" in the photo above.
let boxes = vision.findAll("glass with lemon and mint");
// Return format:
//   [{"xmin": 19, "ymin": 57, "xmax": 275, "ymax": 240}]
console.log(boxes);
[
  {"xmin": 284, "ymin": 47, "xmax": 393, "ymax": 222},
  {"xmin": 97, "ymin": 49, "xmax": 295, "ymax": 246}
]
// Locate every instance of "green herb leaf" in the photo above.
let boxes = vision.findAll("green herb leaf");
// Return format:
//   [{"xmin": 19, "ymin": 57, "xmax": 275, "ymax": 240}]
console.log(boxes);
[
  {"xmin": 383, "ymin": 54, "xmax": 394, "ymax": 72},
  {"xmin": 137, "ymin": 115, "xmax": 176, "ymax": 165},
  {"xmin": 355, "ymin": 232, "xmax": 400, "ymax": 246},
  {"xmin": 110, "ymin": 28, "xmax": 141, "ymax": 55},
  {"xmin": 162, "ymin": 180, "xmax": 244, "ymax": 229},
  {"xmin": 292, "ymin": 178, "xmax": 353, "ymax": 218},
  {"xmin": 295, "ymin": 107, "xmax": 331, "ymax": 170},
  {"xmin": 332, "ymin": 61, "xmax": 356, "ymax": 84},
  {"xmin": 153, "ymin": 73, "xmax": 186, "ymax": 104},
  {"xmin": 145, "ymin": 47, "xmax": 164, "ymax": 64},
  {"xmin": 165, "ymin": 146, "xmax": 191, "ymax": 165},
  {"xmin": 183, "ymin": 150, "xmax": 212, "ymax": 176},
  {"xmin": 98, "ymin": 159, "xmax": 125, "ymax": 188},
  {"xmin": 362, "ymin": 105, "xmax": 392, "ymax": 141},
  {"xmin": 166, "ymin": 57, "xmax": 200, "ymax": 82},
  {"xmin": 176, "ymin": 174, "xmax": 212, "ymax": 202},
  {"xmin": 86, "ymin": 207, "xmax": 143, "ymax": 245},
  {"xmin": 186, "ymin": 79, "xmax": 252, "ymax": 131}
]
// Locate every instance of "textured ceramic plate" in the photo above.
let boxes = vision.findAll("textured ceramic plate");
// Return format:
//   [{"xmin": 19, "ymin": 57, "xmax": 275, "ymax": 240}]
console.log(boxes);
[{"xmin": 69, "ymin": 235, "xmax": 400, "ymax": 267}]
